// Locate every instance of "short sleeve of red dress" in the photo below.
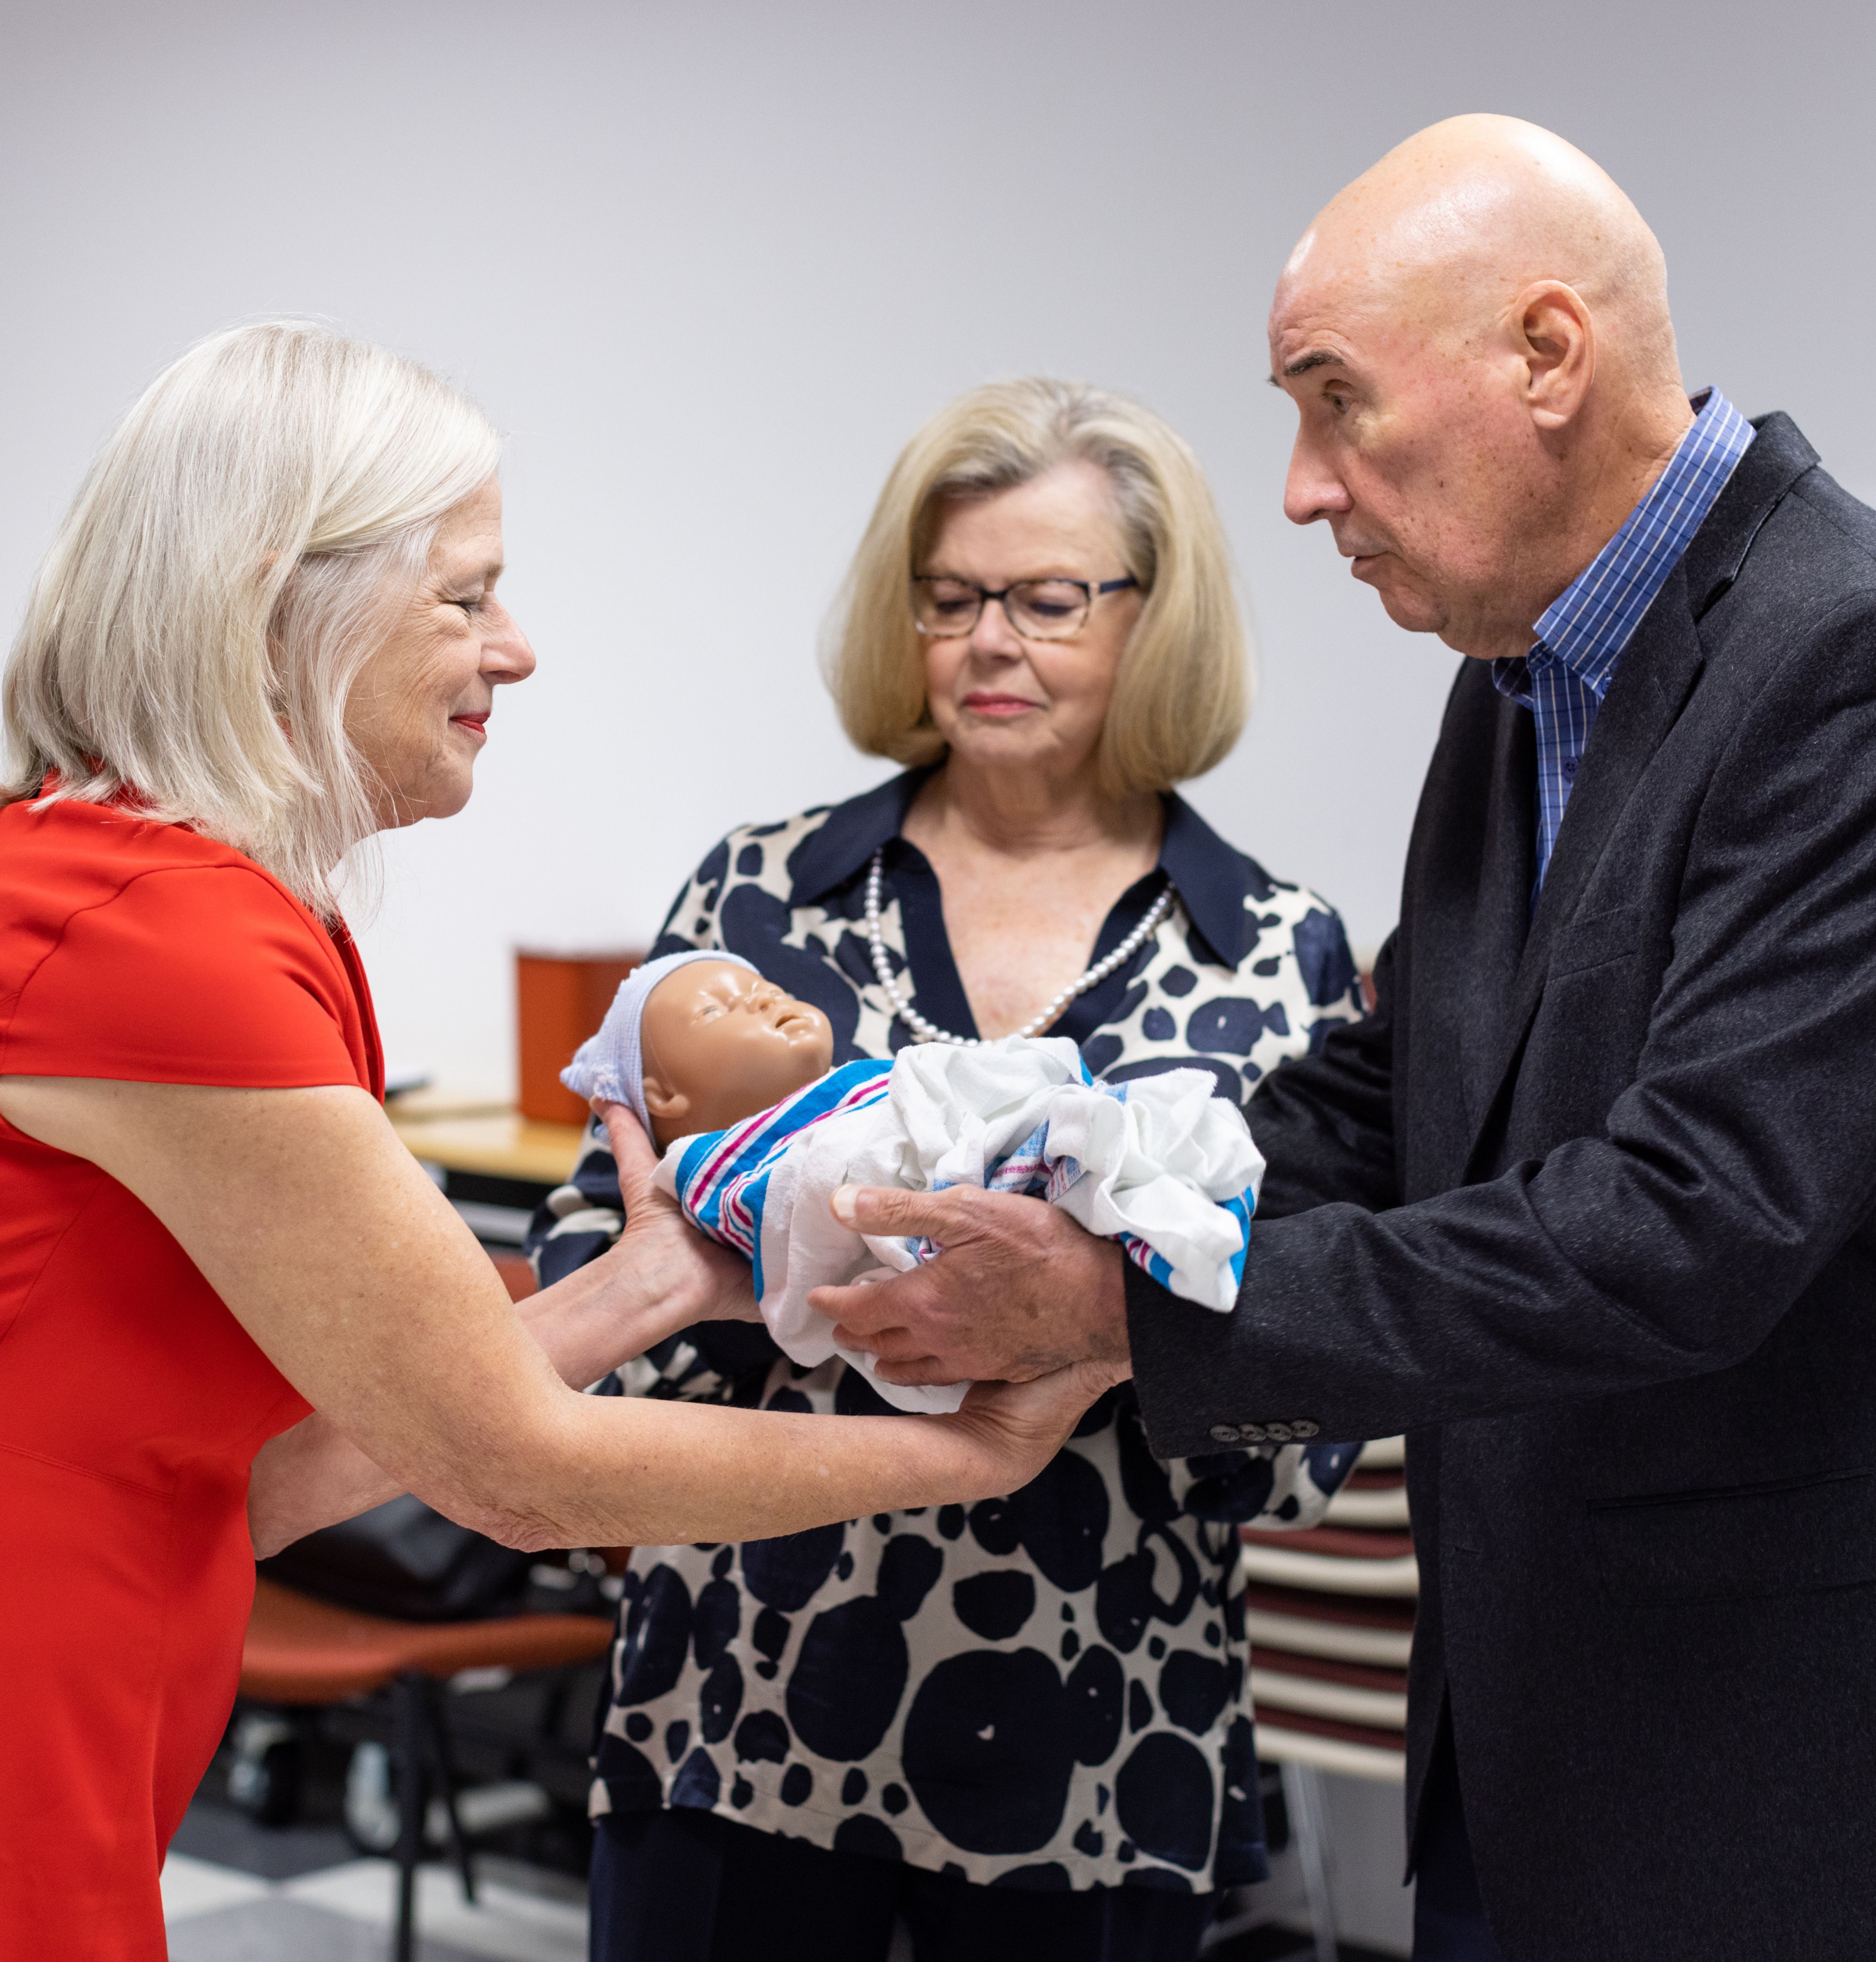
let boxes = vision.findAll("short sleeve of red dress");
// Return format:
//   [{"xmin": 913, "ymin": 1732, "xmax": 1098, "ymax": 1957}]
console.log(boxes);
[
  {"xmin": 2, "ymin": 867, "xmax": 377, "ymax": 1089},
  {"xmin": 0, "ymin": 798, "xmax": 384, "ymax": 1960}
]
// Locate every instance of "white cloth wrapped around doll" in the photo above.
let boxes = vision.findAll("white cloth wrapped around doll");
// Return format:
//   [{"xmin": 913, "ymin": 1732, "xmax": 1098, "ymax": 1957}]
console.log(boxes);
[{"xmin": 645, "ymin": 1035, "xmax": 1265, "ymax": 1415}]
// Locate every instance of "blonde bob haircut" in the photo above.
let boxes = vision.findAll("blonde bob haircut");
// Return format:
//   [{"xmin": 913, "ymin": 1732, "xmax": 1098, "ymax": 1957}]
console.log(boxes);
[
  {"xmin": 825, "ymin": 377, "xmax": 1249, "ymax": 796},
  {"xmin": 2, "ymin": 320, "xmax": 501, "ymax": 916}
]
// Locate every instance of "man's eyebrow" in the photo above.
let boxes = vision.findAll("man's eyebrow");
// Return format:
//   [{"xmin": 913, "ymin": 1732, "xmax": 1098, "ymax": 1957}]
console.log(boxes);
[{"xmin": 1268, "ymin": 350, "xmax": 1347, "ymax": 387}]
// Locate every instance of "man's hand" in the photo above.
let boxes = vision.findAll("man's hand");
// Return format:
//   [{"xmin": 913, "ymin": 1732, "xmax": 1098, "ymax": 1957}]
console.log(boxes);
[{"xmin": 810, "ymin": 1184, "xmax": 1131, "ymax": 1384}]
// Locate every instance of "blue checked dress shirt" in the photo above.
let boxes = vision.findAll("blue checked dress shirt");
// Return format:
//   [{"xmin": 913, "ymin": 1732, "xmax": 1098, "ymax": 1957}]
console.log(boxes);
[{"xmin": 1493, "ymin": 388, "xmax": 1755, "ymax": 891}]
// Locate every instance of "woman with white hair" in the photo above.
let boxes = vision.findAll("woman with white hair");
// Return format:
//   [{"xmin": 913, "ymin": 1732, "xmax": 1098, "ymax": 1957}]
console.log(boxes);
[
  {"xmin": 531, "ymin": 379, "xmax": 1369, "ymax": 1962},
  {"xmin": 0, "ymin": 325, "xmax": 1112, "ymax": 1958}
]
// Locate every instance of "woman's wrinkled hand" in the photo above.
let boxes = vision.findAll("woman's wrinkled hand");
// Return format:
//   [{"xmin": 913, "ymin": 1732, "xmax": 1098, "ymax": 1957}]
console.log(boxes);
[
  {"xmin": 594, "ymin": 1098, "xmax": 760, "ymax": 1328},
  {"xmin": 938, "ymin": 1358, "xmax": 1133, "ymax": 1498}
]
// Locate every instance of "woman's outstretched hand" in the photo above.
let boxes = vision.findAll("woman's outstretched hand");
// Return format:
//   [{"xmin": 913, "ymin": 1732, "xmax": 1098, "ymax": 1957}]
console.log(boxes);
[
  {"xmin": 938, "ymin": 1357, "xmax": 1133, "ymax": 1495},
  {"xmin": 593, "ymin": 1098, "xmax": 760, "ymax": 1330}
]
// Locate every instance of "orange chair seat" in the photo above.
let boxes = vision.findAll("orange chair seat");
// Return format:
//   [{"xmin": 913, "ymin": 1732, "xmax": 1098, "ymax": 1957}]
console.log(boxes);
[{"xmin": 240, "ymin": 1576, "xmax": 613, "ymax": 1705}]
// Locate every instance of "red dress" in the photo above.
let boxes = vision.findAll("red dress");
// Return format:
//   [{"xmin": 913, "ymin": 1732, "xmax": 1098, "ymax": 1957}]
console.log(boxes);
[{"xmin": 0, "ymin": 793, "xmax": 383, "ymax": 1959}]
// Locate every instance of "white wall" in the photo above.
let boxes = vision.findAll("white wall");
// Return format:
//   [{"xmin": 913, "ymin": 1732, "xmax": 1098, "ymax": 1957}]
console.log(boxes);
[{"xmin": 6, "ymin": 0, "xmax": 1874, "ymax": 1097}]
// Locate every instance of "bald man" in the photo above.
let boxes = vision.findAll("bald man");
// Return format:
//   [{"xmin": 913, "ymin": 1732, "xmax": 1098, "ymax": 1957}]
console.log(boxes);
[{"xmin": 818, "ymin": 118, "xmax": 1876, "ymax": 1958}]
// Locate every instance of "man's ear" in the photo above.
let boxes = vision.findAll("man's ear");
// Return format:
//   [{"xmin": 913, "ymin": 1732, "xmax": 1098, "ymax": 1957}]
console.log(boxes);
[{"xmin": 1514, "ymin": 280, "xmax": 1595, "ymax": 432}]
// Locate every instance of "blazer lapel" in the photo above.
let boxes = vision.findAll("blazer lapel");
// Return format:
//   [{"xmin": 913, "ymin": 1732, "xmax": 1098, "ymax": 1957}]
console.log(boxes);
[
  {"xmin": 1455, "ymin": 409, "xmax": 1821, "ymax": 1173},
  {"xmin": 1461, "ymin": 567, "xmax": 1705, "ymax": 1172},
  {"xmin": 1459, "ymin": 699, "xmax": 1538, "ymax": 1133},
  {"xmin": 1527, "ymin": 571, "xmax": 1706, "ymax": 963}
]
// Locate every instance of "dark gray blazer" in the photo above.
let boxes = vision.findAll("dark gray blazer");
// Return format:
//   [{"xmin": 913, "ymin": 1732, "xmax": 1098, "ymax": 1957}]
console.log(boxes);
[{"xmin": 1127, "ymin": 414, "xmax": 1876, "ymax": 1961}]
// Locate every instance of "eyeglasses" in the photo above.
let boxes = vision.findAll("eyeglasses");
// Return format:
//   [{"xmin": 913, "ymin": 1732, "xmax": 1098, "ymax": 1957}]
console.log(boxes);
[{"xmin": 910, "ymin": 574, "xmax": 1140, "ymax": 642}]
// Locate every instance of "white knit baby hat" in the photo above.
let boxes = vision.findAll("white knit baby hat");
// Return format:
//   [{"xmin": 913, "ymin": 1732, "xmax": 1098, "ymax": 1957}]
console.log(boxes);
[{"xmin": 560, "ymin": 949, "xmax": 759, "ymax": 1134}]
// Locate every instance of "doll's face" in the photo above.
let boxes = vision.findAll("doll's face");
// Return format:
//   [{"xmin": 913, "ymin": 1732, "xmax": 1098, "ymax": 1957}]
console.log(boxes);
[{"xmin": 639, "ymin": 961, "xmax": 835, "ymax": 1148}]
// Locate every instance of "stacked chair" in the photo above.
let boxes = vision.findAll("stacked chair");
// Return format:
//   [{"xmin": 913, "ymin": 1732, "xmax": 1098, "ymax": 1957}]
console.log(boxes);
[
  {"xmin": 1214, "ymin": 1439, "xmax": 1414, "ymax": 1962},
  {"xmin": 1239, "ymin": 1436, "xmax": 1414, "ymax": 1780}
]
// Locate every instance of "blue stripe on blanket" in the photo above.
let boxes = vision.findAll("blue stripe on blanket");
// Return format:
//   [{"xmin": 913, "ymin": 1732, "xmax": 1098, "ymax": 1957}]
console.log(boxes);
[
  {"xmin": 674, "ymin": 1060, "xmax": 895, "ymax": 1281},
  {"xmin": 1220, "ymin": 1191, "xmax": 1254, "ymax": 1288}
]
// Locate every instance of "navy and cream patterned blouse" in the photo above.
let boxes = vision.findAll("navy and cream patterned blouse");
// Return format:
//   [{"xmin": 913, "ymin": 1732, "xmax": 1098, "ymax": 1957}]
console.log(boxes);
[{"xmin": 528, "ymin": 768, "xmax": 1365, "ymax": 1897}]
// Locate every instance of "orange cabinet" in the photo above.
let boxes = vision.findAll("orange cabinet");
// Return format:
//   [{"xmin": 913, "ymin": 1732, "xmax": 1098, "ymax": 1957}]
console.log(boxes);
[{"xmin": 514, "ymin": 949, "xmax": 643, "ymax": 1125}]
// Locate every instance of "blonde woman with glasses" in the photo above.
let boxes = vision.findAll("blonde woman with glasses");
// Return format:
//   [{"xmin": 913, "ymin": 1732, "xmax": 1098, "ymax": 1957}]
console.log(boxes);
[
  {"xmin": 533, "ymin": 379, "xmax": 1369, "ymax": 1962},
  {"xmin": 0, "ymin": 327, "xmax": 1113, "ymax": 1960}
]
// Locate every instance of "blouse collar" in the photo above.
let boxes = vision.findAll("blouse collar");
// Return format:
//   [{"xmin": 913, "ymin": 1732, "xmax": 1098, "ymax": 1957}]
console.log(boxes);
[{"xmin": 784, "ymin": 766, "xmax": 1276, "ymax": 969}]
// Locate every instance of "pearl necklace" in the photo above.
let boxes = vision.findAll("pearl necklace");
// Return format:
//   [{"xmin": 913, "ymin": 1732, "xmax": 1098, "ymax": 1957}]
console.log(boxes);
[{"xmin": 864, "ymin": 847, "xmax": 1175, "ymax": 1046}]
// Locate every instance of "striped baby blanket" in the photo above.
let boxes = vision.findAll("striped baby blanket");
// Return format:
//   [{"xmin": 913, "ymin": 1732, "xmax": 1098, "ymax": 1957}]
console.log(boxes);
[{"xmin": 654, "ymin": 1036, "xmax": 1263, "ymax": 1413}]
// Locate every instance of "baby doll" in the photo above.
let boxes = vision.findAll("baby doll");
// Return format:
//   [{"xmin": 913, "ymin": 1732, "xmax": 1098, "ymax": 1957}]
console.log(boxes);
[{"xmin": 562, "ymin": 948, "xmax": 1264, "ymax": 1414}]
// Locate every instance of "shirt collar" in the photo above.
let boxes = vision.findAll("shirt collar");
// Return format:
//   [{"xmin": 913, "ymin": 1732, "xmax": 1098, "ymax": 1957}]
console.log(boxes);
[
  {"xmin": 786, "ymin": 766, "xmax": 1266, "ymax": 967},
  {"xmin": 783, "ymin": 767, "xmax": 927, "ymax": 902},
  {"xmin": 1494, "ymin": 387, "xmax": 1755, "ymax": 703}
]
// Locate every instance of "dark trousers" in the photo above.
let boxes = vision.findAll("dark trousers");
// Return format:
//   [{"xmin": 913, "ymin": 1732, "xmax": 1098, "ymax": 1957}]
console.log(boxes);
[
  {"xmin": 590, "ymin": 1805, "xmax": 1219, "ymax": 1962},
  {"xmin": 1412, "ymin": 1718, "xmax": 1507, "ymax": 1962}
]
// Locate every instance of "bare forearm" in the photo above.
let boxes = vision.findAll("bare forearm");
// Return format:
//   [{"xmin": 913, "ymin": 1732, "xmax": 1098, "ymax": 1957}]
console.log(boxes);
[
  {"xmin": 249, "ymin": 1252, "xmax": 706, "ymax": 1555},
  {"xmin": 259, "ymin": 1371, "xmax": 1077, "ymax": 1559},
  {"xmin": 443, "ymin": 1388, "xmax": 1075, "ymax": 1553},
  {"xmin": 513, "ymin": 1237, "xmax": 714, "ymax": 1390},
  {"xmin": 249, "ymin": 1414, "xmax": 403, "ymax": 1558}
]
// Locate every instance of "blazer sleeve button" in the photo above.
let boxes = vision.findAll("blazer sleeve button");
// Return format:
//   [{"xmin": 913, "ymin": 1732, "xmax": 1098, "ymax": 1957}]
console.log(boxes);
[
  {"xmin": 1240, "ymin": 1423, "xmax": 1268, "ymax": 1444},
  {"xmin": 1263, "ymin": 1422, "xmax": 1293, "ymax": 1443},
  {"xmin": 1208, "ymin": 1424, "xmax": 1241, "ymax": 1444},
  {"xmin": 1291, "ymin": 1420, "xmax": 1320, "ymax": 1439}
]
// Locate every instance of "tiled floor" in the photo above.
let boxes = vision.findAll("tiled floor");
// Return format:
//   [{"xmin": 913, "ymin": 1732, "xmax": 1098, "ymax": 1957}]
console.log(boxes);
[
  {"xmin": 166, "ymin": 1717, "xmax": 1404, "ymax": 1962},
  {"xmin": 163, "ymin": 1852, "xmax": 587, "ymax": 1962},
  {"xmin": 160, "ymin": 1842, "xmax": 1400, "ymax": 1962}
]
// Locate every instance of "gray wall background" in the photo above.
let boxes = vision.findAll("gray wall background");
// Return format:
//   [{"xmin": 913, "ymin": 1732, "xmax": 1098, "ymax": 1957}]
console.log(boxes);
[{"xmin": 5, "ymin": 0, "xmax": 1871, "ymax": 1095}]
